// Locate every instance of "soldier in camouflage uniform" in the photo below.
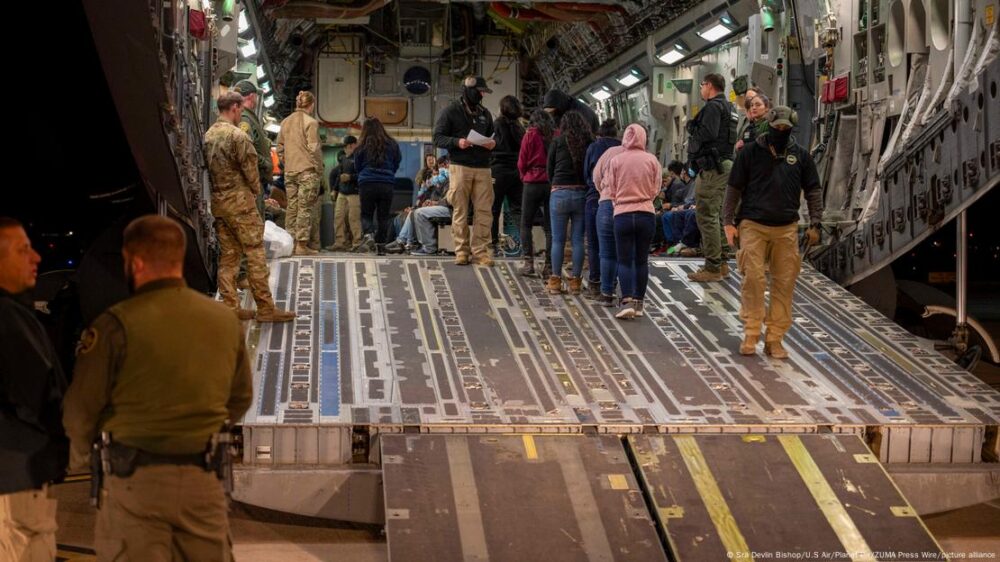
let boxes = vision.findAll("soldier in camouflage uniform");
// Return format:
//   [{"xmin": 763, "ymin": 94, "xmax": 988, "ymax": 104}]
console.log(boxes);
[
  {"xmin": 203, "ymin": 92, "xmax": 294, "ymax": 322},
  {"xmin": 232, "ymin": 80, "xmax": 273, "ymax": 214},
  {"xmin": 277, "ymin": 90, "xmax": 323, "ymax": 255}
]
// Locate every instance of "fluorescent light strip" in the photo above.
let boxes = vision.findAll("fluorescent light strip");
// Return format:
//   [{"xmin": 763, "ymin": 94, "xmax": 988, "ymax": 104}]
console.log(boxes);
[
  {"xmin": 263, "ymin": 96, "xmax": 275, "ymax": 108},
  {"xmin": 238, "ymin": 11, "xmax": 249, "ymax": 34},
  {"xmin": 239, "ymin": 39, "xmax": 257, "ymax": 58},
  {"xmin": 617, "ymin": 73, "xmax": 641, "ymax": 87},
  {"xmin": 591, "ymin": 88, "xmax": 612, "ymax": 101},
  {"xmin": 697, "ymin": 23, "xmax": 733, "ymax": 42},
  {"xmin": 256, "ymin": 65, "xmax": 266, "ymax": 79},
  {"xmin": 658, "ymin": 49, "xmax": 685, "ymax": 65}
]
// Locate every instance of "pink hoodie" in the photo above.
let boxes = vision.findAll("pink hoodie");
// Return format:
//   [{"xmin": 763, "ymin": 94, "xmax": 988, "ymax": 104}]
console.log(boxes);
[
  {"xmin": 605, "ymin": 124, "xmax": 663, "ymax": 216},
  {"xmin": 592, "ymin": 145, "xmax": 627, "ymax": 203}
]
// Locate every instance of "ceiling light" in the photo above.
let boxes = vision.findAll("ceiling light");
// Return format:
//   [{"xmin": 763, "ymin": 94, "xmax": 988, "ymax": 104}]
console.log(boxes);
[
  {"xmin": 577, "ymin": 98, "xmax": 589, "ymax": 105},
  {"xmin": 657, "ymin": 41, "xmax": 689, "ymax": 65},
  {"xmin": 617, "ymin": 68, "xmax": 643, "ymax": 87},
  {"xmin": 697, "ymin": 22, "xmax": 734, "ymax": 43},
  {"xmin": 265, "ymin": 122, "xmax": 281, "ymax": 134},
  {"xmin": 238, "ymin": 11, "xmax": 249, "ymax": 34},
  {"xmin": 590, "ymin": 85, "xmax": 612, "ymax": 101},
  {"xmin": 263, "ymin": 95, "xmax": 275, "ymax": 108},
  {"xmin": 256, "ymin": 65, "xmax": 266, "ymax": 79},
  {"xmin": 239, "ymin": 39, "xmax": 257, "ymax": 58}
]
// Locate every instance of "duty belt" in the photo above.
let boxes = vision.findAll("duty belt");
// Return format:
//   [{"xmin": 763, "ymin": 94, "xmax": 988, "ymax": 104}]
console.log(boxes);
[{"xmin": 107, "ymin": 442, "xmax": 207, "ymax": 478}]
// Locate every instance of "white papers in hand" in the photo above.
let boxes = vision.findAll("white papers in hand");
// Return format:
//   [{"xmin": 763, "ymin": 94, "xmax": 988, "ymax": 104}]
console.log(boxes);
[{"xmin": 466, "ymin": 130, "xmax": 494, "ymax": 147}]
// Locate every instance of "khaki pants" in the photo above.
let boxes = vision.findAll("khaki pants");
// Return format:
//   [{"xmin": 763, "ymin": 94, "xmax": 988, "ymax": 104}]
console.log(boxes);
[
  {"xmin": 333, "ymin": 193, "xmax": 362, "ymax": 249},
  {"xmin": 96, "ymin": 465, "xmax": 232, "ymax": 562},
  {"xmin": 737, "ymin": 220, "xmax": 801, "ymax": 341},
  {"xmin": 285, "ymin": 170, "xmax": 320, "ymax": 244},
  {"xmin": 446, "ymin": 164, "xmax": 494, "ymax": 259},
  {"xmin": 0, "ymin": 487, "xmax": 57, "ymax": 562},
  {"xmin": 215, "ymin": 212, "xmax": 275, "ymax": 312}
]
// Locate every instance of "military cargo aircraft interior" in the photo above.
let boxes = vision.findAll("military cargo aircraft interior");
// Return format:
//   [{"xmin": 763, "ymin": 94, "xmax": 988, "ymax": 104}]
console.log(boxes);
[{"xmin": 3, "ymin": 0, "xmax": 999, "ymax": 560}]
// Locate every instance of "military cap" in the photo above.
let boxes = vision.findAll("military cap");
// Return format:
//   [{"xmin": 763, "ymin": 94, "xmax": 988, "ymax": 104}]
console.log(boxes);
[
  {"xmin": 233, "ymin": 80, "xmax": 259, "ymax": 96},
  {"xmin": 463, "ymin": 75, "xmax": 493, "ymax": 93},
  {"xmin": 767, "ymin": 106, "xmax": 798, "ymax": 128}
]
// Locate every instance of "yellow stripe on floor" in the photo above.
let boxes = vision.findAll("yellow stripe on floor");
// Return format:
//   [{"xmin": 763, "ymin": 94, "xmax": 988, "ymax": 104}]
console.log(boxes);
[
  {"xmin": 522, "ymin": 434, "xmax": 538, "ymax": 459},
  {"xmin": 778, "ymin": 435, "xmax": 876, "ymax": 562},
  {"xmin": 673, "ymin": 435, "xmax": 752, "ymax": 560}
]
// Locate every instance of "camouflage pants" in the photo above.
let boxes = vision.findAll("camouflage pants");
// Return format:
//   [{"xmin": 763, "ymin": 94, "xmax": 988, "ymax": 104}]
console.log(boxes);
[
  {"xmin": 286, "ymin": 170, "xmax": 321, "ymax": 244},
  {"xmin": 96, "ymin": 466, "xmax": 232, "ymax": 562},
  {"xmin": 215, "ymin": 212, "xmax": 275, "ymax": 312}
]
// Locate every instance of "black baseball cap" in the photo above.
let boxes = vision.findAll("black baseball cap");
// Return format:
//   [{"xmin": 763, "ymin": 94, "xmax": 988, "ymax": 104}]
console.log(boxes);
[{"xmin": 463, "ymin": 76, "xmax": 493, "ymax": 93}]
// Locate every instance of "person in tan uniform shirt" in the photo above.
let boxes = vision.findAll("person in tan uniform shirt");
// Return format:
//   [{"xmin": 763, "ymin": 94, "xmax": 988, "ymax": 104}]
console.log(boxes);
[
  {"xmin": 276, "ymin": 90, "xmax": 324, "ymax": 255},
  {"xmin": 63, "ymin": 216, "xmax": 252, "ymax": 562},
  {"xmin": 204, "ymin": 91, "xmax": 293, "ymax": 322}
]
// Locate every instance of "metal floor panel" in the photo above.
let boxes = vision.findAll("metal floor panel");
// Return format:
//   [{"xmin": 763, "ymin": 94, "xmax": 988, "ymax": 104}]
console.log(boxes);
[
  {"xmin": 381, "ymin": 434, "xmax": 666, "ymax": 562},
  {"xmin": 628, "ymin": 434, "xmax": 946, "ymax": 561},
  {"xmin": 243, "ymin": 256, "xmax": 1000, "ymax": 429}
]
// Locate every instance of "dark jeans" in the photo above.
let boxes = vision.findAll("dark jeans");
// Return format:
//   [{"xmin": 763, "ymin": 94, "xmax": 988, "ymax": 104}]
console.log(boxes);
[
  {"xmin": 550, "ymin": 189, "xmax": 586, "ymax": 278},
  {"xmin": 521, "ymin": 182, "xmax": 552, "ymax": 262},
  {"xmin": 360, "ymin": 182, "xmax": 394, "ymax": 243},
  {"xmin": 491, "ymin": 168, "xmax": 523, "ymax": 245},
  {"xmin": 615, "ymin": 211, "xmax": 656, "ymax": 301},
  {"xmin": 584, "ymin": 195, "xmax": 600, "ymax": 283},
  {"xmin": 672, "ymin": 209, "xmax": 702, "ymax": 247},
  {"xmin": 597, "ymin": 200, "xmax": 617, "ymax": 296}
]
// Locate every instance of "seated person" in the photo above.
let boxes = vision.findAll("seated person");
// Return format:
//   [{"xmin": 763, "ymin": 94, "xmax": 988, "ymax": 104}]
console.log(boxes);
[
  {"xmin": 385, "ymin": 156, "xmax": 451, "ymax": 254},
  {"xmin": 658, "ymin": 161, "xmax": 693, "ymax": 250}
]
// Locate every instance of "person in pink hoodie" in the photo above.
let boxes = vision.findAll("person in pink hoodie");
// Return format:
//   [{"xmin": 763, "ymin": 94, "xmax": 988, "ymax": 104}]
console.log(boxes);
[{"xmin": 604, "ymin": 123, "xmax": 663, "ymax": 319}]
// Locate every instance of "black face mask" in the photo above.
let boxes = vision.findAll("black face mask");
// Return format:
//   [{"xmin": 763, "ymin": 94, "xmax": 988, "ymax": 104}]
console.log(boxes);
[
  {"xmin": 768, "ymin": 125, "xmax": 792, "ymax": 152},
  {"xmin": 463, "ymin": 87, "xmax": 483, "ymax": 107}
]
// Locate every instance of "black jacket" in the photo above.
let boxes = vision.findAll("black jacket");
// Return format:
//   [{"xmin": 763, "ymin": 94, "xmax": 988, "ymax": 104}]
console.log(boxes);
[
  {"xmin": 547, "ymin": 135, "xmax": 585, "ymax": 187},
  {"xmin": 0, "ymin": 289, "xmax": 69, "ymax": 493},
  {"xmin": 490, "ymin": 116, "xmax": 523, "ymax": 171},
  {"xmin": 433, "ymin": 99, "xmax": 494, "ymax": 169},
  {"xmin": 543, "ymin": 89, "xmax": 599, "ymax": 133},
  {"xmin": 687, "ymin": 93, "xmax": 736, "ymax": 163},
  {"xmin": 330, "ymin": 150, "xmax": 359, "ymax": 196},
  {"xmin": 725, "ymin": 135, "xmax": 824, "ymax": 227}
]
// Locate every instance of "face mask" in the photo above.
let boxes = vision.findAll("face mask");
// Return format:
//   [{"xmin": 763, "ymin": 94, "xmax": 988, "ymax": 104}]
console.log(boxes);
[
  {"xmin": 768, "ymin": 125, "xmax": 792, "ymax": 152},
  {"xmin": 463, "ymin": 87, "xmax": 483, "ymax": 107}
]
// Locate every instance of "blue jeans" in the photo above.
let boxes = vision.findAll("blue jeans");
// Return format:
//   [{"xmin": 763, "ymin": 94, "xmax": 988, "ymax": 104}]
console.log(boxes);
[
  {"xmin": 661, "ymin": 210, "xmax": 678, "ymax": 245},
  {"xmin": 597, "ymin": 200, "xmax": 617, "ymax": 295},
  {"xmin": 615, "ymin": 211, "xmax": 656, "ymax": 301},
  {"xmin": 396, "ymin": 213, "xmax": 416, "ymax": 244},
  {"xmin": 550, "ymin": 189, "xmax": 586, "ymax": 278},
  {"xmin": 584, "ymin": 196, "xmax": 600, "ymax": 283},
  {"xmin": 672, "ymin": 209, "xmax": 701, "ymax": 247}
]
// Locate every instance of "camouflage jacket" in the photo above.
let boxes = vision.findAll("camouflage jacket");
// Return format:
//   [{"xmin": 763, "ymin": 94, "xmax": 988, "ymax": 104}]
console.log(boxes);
[
  {"xmin": 240, "ymin": 108, "xmax": 273, "ymax": 183},
  {"xmin": 204, "ymin": 117, "xmax": 260, "ymax": 217},
  {"xmin": 276, "ymin": 109, "xmax": 323, "ymax": 175}
]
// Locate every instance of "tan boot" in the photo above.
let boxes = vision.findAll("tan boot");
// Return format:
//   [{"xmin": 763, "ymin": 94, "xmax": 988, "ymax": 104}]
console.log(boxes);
[
  {"xmin": 566, "ymin": 276, "xmax": 583, "ymax": 295},
  {"xmin": 237, "ymin": 308, "xmax": 256, "ymax": 320},
  {"xmin": 472, "ymin": 255, "xmax": 494, "ymax": 267},
  {"xmin": 455, "ymin": 254, "xmax": 470, "ymax": 266},
  {"xmin": 256, "ymin": 307, "xmax": 296, "ymax": 323},
  {"xmin": 688, "ymin": 268, "xmax": 723, "ymax": 282},
  {"xmin": 294, "ymin": 242, "xmax": 318, "ymax": 256},
  {"xmin": 739, "ymin": 334, "xmax": 759, "ymax": 355},
  {"xmin": 546, "ymin": 275, "xmax": 563, "ymax": 294},
  {"xmin": 721, "ymin": 262, "xmax": 731, "ymax": 277},
  {"xmin": 764, "ymin": 339, "xmax": 789, "ymax": 359}
]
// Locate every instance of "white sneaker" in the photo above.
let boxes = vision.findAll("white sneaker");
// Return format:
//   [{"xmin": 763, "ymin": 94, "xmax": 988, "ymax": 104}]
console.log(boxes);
[{"xmin": 667, "ymin": 242, "xmax": 686, "ymax": 255}]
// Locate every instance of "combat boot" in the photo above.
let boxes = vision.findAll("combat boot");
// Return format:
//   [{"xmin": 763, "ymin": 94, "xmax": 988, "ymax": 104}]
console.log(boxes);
[
  {"xmin": 764, "ymin": 339, "xmax": 789, "ymax": 359},
  {"xmin": 294, "ymin": 242, "xmax": 318, "ymax": 256},
  {"xmin": 256, "ymin": 306, "xmax": 296, "ymax": 323},
  {"xmin": 688, "ymin": 268, "xmax": 723, "ymax": 282},
  {"xmin": 595, "ymin": 293, "xmax": 615, "ymax": 307},
  {"xmin": 721, "ymin": 262, "xmax": 731, "ymax": 277},
  {"xmin": 541, "ymin": 261, "xmax": 553, "ymax": 279},
  {"xmin": 546, "ymin": 276, "xmax": 564, "ymax": 294},
  {"xmin": 519, "ymin": 257, "xmax": 535, "ymax": 276},
  {"xmin": 472, "ymin": 255, "xmax": 494, "ymax": 267},
  {"xmin": 455, "ymin": 254, "xmax": 470, "ymax": 266},
  {"xmin": 740, "ymin": 334, "xmax": 759, "ymax": 355},
  {"xmin": 566, "ymin": 276, "xmax": 583, "ymax": 295}
]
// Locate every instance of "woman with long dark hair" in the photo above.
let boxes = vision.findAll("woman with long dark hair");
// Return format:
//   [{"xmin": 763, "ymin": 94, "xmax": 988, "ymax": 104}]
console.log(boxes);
[
  {"xmin": 353, "ymin": 117, "xmax": 401, "ymax": 252},
  {"xmin": 546, "ymin": 111, "xmax": 594, "ymax": 294},
  {"xmin": 517, "ymin": 109, "xmax": 555, "ymax": 277},
  {"xmin": 491, "ymin": 95, "xmax": 525, "ymax": 254},
  {"xmin": 582, "ymin": 119, "xmax": 621, "ymax": 300}
]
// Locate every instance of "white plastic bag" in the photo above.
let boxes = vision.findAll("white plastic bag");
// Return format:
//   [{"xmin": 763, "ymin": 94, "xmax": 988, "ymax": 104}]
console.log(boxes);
[{"xmin": 263, "ymin": 220, "xmax": 294, "ymax": 259}]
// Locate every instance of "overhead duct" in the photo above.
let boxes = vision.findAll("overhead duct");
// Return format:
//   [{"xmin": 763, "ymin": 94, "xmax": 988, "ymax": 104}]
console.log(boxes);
[{"xmin": 272, "ymin": 0, "xmax": 390, "ymax": 20}]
